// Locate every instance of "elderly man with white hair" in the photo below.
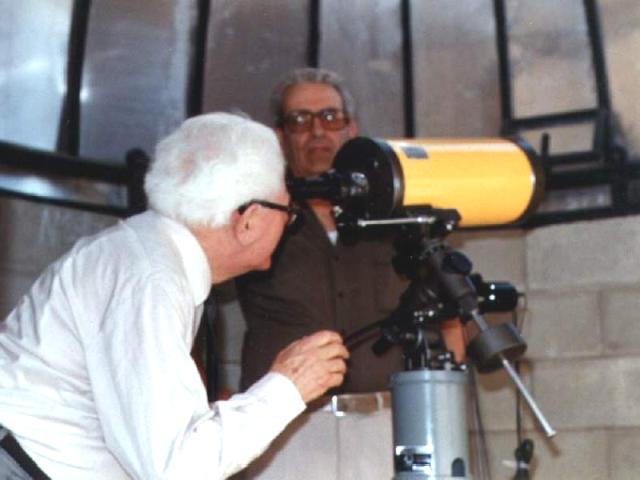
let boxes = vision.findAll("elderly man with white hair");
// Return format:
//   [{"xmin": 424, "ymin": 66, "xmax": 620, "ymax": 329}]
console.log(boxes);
[{"xmin": 0, "ymin": 113, "xmax": 349, "ymax": 480}]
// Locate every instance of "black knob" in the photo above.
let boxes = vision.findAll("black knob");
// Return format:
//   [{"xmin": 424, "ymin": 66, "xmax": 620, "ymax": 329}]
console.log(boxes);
[{"xmin": 441, "ymin": 251, "xmax": 472, "ymax": 275}]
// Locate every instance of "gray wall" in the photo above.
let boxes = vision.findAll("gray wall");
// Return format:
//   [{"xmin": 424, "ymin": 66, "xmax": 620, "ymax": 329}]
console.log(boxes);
[
  {"xmin": 4, "ymin": 198, "xmax": 639, "ymax": 478},
  {"xmin": 1, "ymin": 1, "xmax": 639, "ymax": 478},
  {"xmin": 234, "ymin": 217, "xmax": 640, "ymax": 479}
]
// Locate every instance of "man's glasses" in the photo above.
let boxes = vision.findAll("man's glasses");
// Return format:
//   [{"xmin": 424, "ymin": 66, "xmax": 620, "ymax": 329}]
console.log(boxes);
[
  {"xmin": 280, "ymin": 108, "xmax": 349, "ymax": 134},
  {"xmin": 238, "ymin": 199, "xmax": 300, "ymax": 227}
]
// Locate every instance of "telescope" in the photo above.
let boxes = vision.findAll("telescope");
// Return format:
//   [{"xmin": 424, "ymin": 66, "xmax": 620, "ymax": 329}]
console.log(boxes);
[
  {"xmin": 287, "ymin": 136, "xmax": 544, "ymax": 228},
  {"xmin": 288, "ymin": 137, "xmax": 553, "ymax": 479}
]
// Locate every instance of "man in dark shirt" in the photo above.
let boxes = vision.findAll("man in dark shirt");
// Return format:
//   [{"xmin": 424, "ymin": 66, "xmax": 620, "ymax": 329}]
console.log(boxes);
[{"xmin": 237, "ymin": 68, "xmax": 408, "ymax": 393}]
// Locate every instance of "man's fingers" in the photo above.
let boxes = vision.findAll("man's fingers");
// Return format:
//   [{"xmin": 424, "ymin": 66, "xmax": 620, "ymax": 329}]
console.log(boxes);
[
  {"xmin": 270, "ymin": 330, "xmax": 350, "ymax": 403},
  {"xmin": 320, "ymin": 374, "xmax": 344, "ymax": 391},
  {"xmin": 316, "ymin": 342, "xmax": 350, "ymax": 361},
  {"xmin": 296, "ymin": 332, "xmax": 349, "ymax": 364},
  {"xmin": 298, "ymin": 330, "xmax": 343, "ymax": 350},
  {"xmin": 326, "ymin": 357, "xmax": 347, "ymax": 374}
]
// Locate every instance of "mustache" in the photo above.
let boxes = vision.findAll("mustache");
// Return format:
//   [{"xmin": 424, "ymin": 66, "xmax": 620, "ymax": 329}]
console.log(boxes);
[{"xmin": 305, "ymin": 140, "xmax": 334, "ymax": 149}]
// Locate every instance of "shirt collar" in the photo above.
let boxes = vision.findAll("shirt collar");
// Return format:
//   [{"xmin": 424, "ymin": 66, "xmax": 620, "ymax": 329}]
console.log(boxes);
[{"xmin": 153, "ymin": 212, "xmax": 212, "ymax": 306}]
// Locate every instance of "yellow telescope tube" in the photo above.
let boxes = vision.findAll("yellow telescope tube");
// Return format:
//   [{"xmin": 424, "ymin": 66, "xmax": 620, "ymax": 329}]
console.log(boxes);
[{"xmin": 333, "ymin": 137, "xmax": 543, "ymax": 227}]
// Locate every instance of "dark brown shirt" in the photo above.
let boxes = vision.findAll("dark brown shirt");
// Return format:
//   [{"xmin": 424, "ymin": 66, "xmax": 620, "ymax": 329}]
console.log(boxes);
[{"xmin": 236, "ymin": 207, "xmax": 409, "ymax": 393}]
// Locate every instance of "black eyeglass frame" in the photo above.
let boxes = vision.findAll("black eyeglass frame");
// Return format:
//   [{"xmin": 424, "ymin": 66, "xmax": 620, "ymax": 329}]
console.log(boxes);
[
  {"xmin": 237, "ymin": 199, "xmax": 300, "ymax": 226},
  {"xmin": 279, "ymin": 108, "xmax": 350, "ymax": 133}
]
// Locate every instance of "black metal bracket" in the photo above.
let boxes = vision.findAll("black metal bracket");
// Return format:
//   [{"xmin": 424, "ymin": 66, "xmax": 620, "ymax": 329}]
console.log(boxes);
[
  {"xmin": 493, "ymin": 0, "xmax": 639, "ymax": 227},
  {"xmin": 0, "ymin": 140, "xmax": 148, "ymax": 216}
]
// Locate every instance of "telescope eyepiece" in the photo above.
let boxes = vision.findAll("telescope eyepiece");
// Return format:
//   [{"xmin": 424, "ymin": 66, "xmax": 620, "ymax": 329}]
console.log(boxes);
[{"xmin": 286, "ymin": 170, "xmax": 370, "ymax": 203}]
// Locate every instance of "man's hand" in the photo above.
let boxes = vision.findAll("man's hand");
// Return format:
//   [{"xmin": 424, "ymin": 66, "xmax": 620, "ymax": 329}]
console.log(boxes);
[{"xmin": 270, "ymin": 330, "xmax": 349, "ymax": 403}]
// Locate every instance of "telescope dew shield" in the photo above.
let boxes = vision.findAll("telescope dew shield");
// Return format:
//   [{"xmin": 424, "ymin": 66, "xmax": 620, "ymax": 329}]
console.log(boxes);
[{"xmin": 333, "ymin": 137, "xmax": 544, "ymax": 227}]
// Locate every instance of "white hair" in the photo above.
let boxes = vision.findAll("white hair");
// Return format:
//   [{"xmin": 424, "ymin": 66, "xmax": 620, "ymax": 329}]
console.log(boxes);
[{"xmin": 144, "ymin": 112, "xmax": 285, "ymax": 227}]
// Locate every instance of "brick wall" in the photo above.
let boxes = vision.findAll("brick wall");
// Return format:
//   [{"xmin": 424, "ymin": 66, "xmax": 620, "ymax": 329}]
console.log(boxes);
[
  {"xmin": 3, "ymin": 196, "xmax": 640, "ymax": 479},
  {"xmin": 234, "ymin": 216, "xmax": 640, "ymax": 479}
]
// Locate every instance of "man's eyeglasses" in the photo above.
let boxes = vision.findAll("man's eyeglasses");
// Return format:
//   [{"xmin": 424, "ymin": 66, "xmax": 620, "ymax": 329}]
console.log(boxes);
[
  {"xmin": 280, "ymin": 108, "xmax": 349, "ymax": 134},
  {"xmin": 238, "ymin": 199, "xmax": 300, "ymax": 227}
]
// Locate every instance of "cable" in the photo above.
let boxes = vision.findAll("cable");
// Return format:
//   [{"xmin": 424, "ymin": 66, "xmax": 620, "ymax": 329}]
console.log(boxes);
[{"xmin": 468, "ymin": 365, "xmax": 492, "ymax": 480}]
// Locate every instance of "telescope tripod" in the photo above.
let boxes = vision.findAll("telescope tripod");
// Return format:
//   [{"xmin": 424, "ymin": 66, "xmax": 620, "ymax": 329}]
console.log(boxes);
[{"xmin": 345, "ymin": 209, "xmax": 554, "ymax": 479}]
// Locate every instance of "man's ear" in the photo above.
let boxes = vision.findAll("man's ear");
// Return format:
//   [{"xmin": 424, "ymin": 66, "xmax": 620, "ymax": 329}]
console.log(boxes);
[
  {"xmin": 347, "ymin": 119, "xmax": 359, "ymax": 138},
  {"xmin": 233, "ymin": 204, "xmax": 262, "ymax": 246}
]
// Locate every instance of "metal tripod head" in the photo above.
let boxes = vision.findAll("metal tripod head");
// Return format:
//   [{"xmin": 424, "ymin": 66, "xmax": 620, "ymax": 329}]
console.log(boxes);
[{"xmin": 362, "ymin": 208, "xmax": 556, "ymax": 438}]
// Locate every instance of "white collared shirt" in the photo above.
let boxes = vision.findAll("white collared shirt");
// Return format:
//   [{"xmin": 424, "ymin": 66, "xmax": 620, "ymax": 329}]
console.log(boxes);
[{"xmin": 0, "ymin": 211, "xmax": 305, "ymax": 479}]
